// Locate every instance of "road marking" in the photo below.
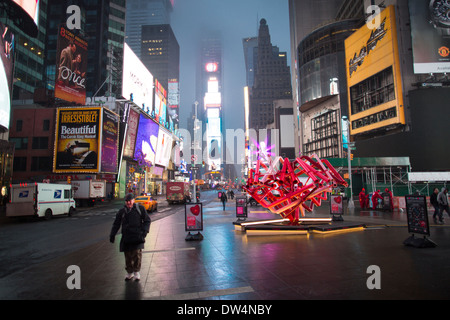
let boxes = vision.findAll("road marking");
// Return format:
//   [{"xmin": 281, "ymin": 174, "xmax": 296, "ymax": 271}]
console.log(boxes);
[
  {"xmin": 148, "ymin": 286, "xmax": 255, "ymax": 300},
  {"xmin": 142, "ymin": 247, "xmax": 196, "ymax": 253}
]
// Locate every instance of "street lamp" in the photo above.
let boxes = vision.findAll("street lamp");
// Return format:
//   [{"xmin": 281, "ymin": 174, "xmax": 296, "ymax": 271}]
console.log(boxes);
[{"xmin": 342, "ymin": 116, "xmax": 354, "ymax": 210}]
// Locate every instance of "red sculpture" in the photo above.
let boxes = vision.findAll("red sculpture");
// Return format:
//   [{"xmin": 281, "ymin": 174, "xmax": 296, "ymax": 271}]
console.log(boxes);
[{"xmin": 244, "ymin": 154, "xmax": 348, "ymax": 223}]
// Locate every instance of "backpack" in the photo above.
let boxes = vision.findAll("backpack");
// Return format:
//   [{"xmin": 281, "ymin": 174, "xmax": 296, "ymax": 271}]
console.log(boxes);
[{"xmin": 121, "ymin": 204, "xmax": 145, "ymax": 245}]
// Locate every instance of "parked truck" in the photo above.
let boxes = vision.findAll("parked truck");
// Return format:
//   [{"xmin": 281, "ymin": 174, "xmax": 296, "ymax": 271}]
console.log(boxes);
[
  {"xmin": 166, "ymin": 181, "xmax": 191, "ymax": 204},
  {"xmin": 71, "ymin": 180, "xmax": 106, "ymax": 207},
  {"xmin": 6, "ymin": 183, "xmax": 76, "ymax": 219}
]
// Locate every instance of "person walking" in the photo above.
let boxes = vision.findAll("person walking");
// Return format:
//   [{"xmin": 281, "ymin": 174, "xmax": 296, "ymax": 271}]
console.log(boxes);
[
  {"xmin": 437, "ymin": 187, "xmax": 450, "ymax": 223},
  {"xmin": 220, "ymin": 190, "xmax": 227, "ymax": 210},
  {"xmin": 359, "ymin": 188, "xmax": 367, "ymax": 209},
  {"xmin": 110, "ymin": 193, "xmax": 151, "ymax": 281},
  {"xmin": 430, "ymin": 188, "xmax": 442, "ymax": 224}
]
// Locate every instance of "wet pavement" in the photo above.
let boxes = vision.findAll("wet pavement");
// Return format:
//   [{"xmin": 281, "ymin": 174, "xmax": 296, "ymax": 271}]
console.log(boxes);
[{"xmin": 0, "ymin": 195, "xmax": 449, "ymax": 301}]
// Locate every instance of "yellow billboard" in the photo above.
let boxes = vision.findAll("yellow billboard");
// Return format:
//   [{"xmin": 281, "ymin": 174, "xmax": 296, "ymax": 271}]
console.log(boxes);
[
  {"xmin": 53, "ymin": 107, "xmax": 101, "ymax": 173},
  {"xmin": 345, "ymin": 5, "xmax": 405, "ymax": 136}
]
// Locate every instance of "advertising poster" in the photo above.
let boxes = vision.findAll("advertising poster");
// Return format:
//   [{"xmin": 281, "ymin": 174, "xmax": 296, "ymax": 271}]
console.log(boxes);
[
  {"xmin": 409, "ymin": 0, "xmax": 450, "ymax": 74},
  {"xmin": 155, "ymin": 128, "xmax": 173, "ymax": 168},
  {"xmin": 235, "ymin": 196, "xmax": 248, "ymax": 218},
  {"xmin": 345, "ymin": 5, "xmax": 405, "ymax": 135},
  {"xmin": 154, "ymin": 79, "xmax": 167, "ymax": 125},
  {"xmin": 330, "ymin": 195, "xmax": 344, "ymax": 215},
  {"xmin": 123, "ymin": 107, "xmax": 139, "ymax": 158},
  {"xmin": 405, "ymin": 195, "xmax": 430, "ymax": 236},
  {"xmin": 55, "ymin": 25, "xmax": 87, "ymax": 105},
  {"xmin": 167, "ymin": 79, "xmax": 179, "ymax": 128},
  {"xmin": 185, "ymin": 203, "xmax": 203, "ymax": 232},
  {"xmin": 0, "ymin": 22, "xmax": 14, "ymax": 132},
  {"xmin": 101, "ymin": 108, "xmax": 119, "ymax": 173},
  {"xmin": 122, "ymin": 43, "xmax": 153, "ymax": 109},
  {"xmin": 133, "ymin": 114, "xmax": 159, "ymax": 167},
  {"xmin": 54, "ymin": 107, "xmax": 101, "ymax": 173}
]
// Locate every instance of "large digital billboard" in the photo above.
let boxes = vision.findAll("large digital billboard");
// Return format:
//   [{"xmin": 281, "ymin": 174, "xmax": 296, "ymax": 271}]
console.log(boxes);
[
  {"xmin": 55, "ymin": 25, "xmax": 87, "ymax": 105},
  {"xmin": 8, "ymin": 0, "xmax": 40, "ymax": 37},
  {"xmin": 167, "ymin": 79, "xmax": 179, "ymax": 128},
  {"xmin": 0, "ymin": 22, "xmax": 14, "ymax": 132},
  {"xmin": 154, "ymin": 79, "xmax": 167, "ymax": 126},
  {"xmin": 133, "ymin": 114, "xmax": 159, "ymax": 167},
  {"xmin": 409, "ymin": 0, "xmax": 450, "ymax": 74},
  {"xmin": 100, "ymin": 108, "xmax": 119, "ymax": 173},
  {"xmin": 122, "ymin": 107, "xmax": 139, "ymax": 158},
  {"xmin": 345, "ymin": 5, "xmax": 405, "ymax": 136},
  {"xmin": 54, "ymin": 107, "xmax": 101, "ymax": 173},
  {"xmin": 155, "ymin": 127, "xmax": 173, "ymax": 168},
  {"xmin": 122, "ymin": 43, "xmax": 153, "ymax": 110}
]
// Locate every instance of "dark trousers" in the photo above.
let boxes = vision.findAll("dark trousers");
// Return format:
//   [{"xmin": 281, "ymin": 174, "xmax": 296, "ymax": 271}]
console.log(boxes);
[
  {"xmin": 440, "ymin": 204, "xmax": 450, "ymax": 219},
  {"xmin": 124, "ymin": 249, "xmax": 142, "ymax": 273},
  {"xmin": 433, "ymin": 204, "xmax": 442, "ymax": 221},
  {"xmin": 222, "ymin": 201, "xmax": 226, "ymax": 210}
]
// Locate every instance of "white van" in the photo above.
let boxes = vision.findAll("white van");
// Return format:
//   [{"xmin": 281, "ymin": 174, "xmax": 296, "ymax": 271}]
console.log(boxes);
[{"xmin": 6, "ymin": 183, "xmax": 76, "ymax": 219}]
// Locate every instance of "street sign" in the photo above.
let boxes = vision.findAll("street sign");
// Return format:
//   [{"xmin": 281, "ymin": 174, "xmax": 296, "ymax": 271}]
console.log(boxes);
[{"xmin": 191, "ymin": 155, "xmax": 197, "ymax": 162}]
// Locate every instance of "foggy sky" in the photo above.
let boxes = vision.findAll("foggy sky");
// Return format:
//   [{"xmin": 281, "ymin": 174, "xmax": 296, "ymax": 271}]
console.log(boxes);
[{"xmin": 170, "ymin": 0, "xmax": 291, "ymax": 132}]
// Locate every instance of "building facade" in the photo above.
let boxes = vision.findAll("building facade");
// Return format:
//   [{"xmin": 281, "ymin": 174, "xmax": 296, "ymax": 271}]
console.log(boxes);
[{"xmin": 249, "ymin": 19, "xmax": 292, "ymax": 131}]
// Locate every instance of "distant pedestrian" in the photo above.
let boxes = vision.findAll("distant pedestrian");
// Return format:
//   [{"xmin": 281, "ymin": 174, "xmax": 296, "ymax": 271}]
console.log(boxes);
[
  {"xmin": 437, "ymin": 188, "xmax": 450, "ymax": 222},
  {"xmin": 230, "ymin": 190, "xmax": 235, "ymax": 199},
  {"xmin": 220, "ymin": 191, "xmax": 227, "ymax": 210},
  {"xmin": 372, "ymin": 190, "xmax": 382, "ymax": 209},
  {"xmin": 110, "ymin": 193, "xmax": 151, "ymax": 281},
  {"xmin": 359, "ymin": 188, "xmax": 367, "ymax": 209},
  {"xmin": 384, "ymin": 188, "xmax": 394, "ymax": 212},
  {"xmin": 430, "ymin": 188, "xmax": 442, "ymax": 224}
]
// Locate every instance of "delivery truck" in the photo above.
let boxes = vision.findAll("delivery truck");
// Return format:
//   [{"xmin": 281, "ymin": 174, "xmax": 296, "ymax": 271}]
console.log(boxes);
[
  {"xmin": 71, "ymin": 180, "xmax": 106, "ymax": 207},
  {"xmin": 6, "ymin": 183, "xmax": 76, "ymax": 219},
  {"xmin": 166, "ymin": 181, "xmax": 191, "ymax": 204}
]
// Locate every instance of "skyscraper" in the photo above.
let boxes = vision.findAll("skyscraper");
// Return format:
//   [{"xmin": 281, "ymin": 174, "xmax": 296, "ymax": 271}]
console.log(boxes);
[
  {"xmin": 125, "ymin": 0, "xmax": 173, "ymax": 58},
  {"xmin": 140, "ymin": 24, "xmax": 180, "ymax": 129},
  {"xmin": 249, "ymin": 19, "xmax": 292, "ymax": 130}
]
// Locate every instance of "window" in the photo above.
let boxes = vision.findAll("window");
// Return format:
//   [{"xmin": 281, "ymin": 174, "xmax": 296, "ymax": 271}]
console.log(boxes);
[
  {"xmin": 350, "ymin": 66, "xmax": 395, "ymax": 115},
  {"xmin": 43, "ymin": 120, "xmax": 50, "ymax": 131},
  {"xmin": 10, "ymin": 137, "xmax": 28, "ymax": 150},
  {"xmin": 13, "ymin": 157, "xmax": 27, "ymax": 172},
  {"xmin": 32, "ymin": 137, "xmax": 48, "ymax": 149},
  {"xmin": 64, "ymin": 190, "xmax": 71, "ymax": 199},
  {"xmin": 31, "ymin": 157, "xmax": 52, "ymax": 171},
  {"xmin": 16, "ymin": 120, "xmax": 23, "ymax": 132}
]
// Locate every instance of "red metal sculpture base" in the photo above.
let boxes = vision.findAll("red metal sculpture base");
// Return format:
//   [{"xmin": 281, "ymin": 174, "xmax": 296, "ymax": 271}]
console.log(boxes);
[{"xmin": 244, "ymin": 154, "xmax": 348, "ymax": 224}]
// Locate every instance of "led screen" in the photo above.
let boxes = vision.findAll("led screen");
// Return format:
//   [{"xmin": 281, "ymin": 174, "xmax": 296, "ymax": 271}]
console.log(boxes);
[
  {"xmin": 155, "ymin": 127, "xmax": 173, "ymax": 168},
  {"xmin": 0, "ymin": 22, "xmax": 14, "ymax": 131},
  {"xmin": 122, "ymin": 43, "xmax": 154, "ymax": 109},
  {"xmin": 133, "ymin": 114, "xmax": 159, "ymax": 167}
]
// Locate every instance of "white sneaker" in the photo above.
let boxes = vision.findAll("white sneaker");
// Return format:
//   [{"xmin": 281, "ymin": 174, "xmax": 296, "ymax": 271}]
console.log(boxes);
[
  {"xmin": 125, "ymin": 273, "xmax": 134, "ymax": 281},
  {"xmin": 133, "ymin": 272, "xmax": 141, "ymax": 281}
]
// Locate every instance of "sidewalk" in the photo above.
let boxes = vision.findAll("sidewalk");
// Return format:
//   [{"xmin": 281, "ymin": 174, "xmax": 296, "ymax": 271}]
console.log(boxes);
[{"xmin": 0, "ymin": 199, "xmax": 449, "ymax": 300}]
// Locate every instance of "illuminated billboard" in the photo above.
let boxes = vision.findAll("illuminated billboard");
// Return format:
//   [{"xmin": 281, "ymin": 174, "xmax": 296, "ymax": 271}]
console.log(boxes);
[
  {"xmin": 55, "ymin": 25, "xmax": 87, "ymax": 105},
  {"xmin": 167, "ymin": 79, "xmax": 179, "ymax": 127},
  {"xmin": 122, "ymin": 43, "xmax": 153, "ymax": 110},
  {"xmin": 9, "ymin": 0, "xmax": 40, "ymax": 37},
  {"xmin": 133, "ymin": 114, "xmax": 159, "ymax": 167},
  {"xmin": 155, "ymin": 127, "xmax": 173, "ymax": 168},
  {"xmin": 100, "ymin": 108, "xmax": 119, "ymax": 173},
  {"xmin": 409, "ymin": 0, "xmax": 450, "ymax": 74},
  {"xmin": 154, "ymin": 79, "xmax": 167, "ymax": 126},
  {"xmin": 54, "ymin": 107, "xmax": 101, "ymax": 173},
  {"xmin": 345, "ymin": 5, "xmax": 405, "ymax": 136},
  {"xmin": 0, "ymin": 22, "xmax": 14, "ymax": 132},
  {"xmin": 122, "ymin": 107, "xmax": 139, "ymax": 158}
]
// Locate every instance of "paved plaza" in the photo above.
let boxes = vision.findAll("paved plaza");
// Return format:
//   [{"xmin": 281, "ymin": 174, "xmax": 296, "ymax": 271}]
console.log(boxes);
[{"xmin": 0, "ymin": 196, "xmax": 449, "ymax": 301}]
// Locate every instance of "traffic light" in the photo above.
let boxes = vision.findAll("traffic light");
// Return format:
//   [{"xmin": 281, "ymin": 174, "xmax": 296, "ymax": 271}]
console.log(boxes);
[
  {"xmin": 202, "ymin": 161, "xmax": 205, "ymax": 167},
  {"xmin": 350, "ymin": 153, "xmax": 354, "ymax": 160}
]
